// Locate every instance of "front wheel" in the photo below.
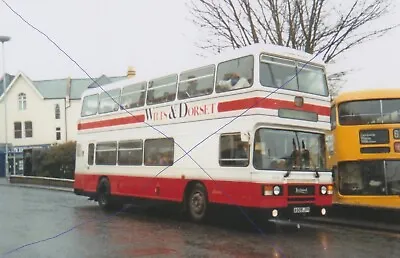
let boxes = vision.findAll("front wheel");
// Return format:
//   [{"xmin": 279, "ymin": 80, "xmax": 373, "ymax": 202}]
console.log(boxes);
[{"xmin": 187, "ymin": 183, "xmax": 208, "ymax": 222}]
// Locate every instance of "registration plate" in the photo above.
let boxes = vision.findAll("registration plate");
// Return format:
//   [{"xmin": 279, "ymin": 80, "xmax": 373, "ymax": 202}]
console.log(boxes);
[{"xmin": 293, "ymin": 207, "xmax": 310, "ymax": 213}]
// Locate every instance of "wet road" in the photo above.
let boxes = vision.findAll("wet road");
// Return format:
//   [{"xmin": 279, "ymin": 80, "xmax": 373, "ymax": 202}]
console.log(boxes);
[{"xmin": 0, "ymin": 185, "xmax": 399, "ymax": 258}]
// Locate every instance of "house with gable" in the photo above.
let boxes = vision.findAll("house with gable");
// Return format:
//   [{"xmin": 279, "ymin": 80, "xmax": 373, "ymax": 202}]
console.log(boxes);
[{"xmin": 0, "ymin": 70, "xmax": 131, "ymax": 176}]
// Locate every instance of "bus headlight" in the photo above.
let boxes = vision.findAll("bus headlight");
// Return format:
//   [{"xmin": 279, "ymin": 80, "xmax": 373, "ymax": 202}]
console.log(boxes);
[
  {"xmin": 273, "ymin": 185, "xmax": 281, "ymax": 196},
  {"xmin": 320, "ymin": 185, "xmax": 327, "ymax": 195},
  {"xmin": 394, "ymin": 142, "xmax": 400, "ymax": 152}
]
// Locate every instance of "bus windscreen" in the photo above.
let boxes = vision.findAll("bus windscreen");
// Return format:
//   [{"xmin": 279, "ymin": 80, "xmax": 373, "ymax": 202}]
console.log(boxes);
[
  {"xmin": 259, "ymin": 54, "xmax": 328, "ymax": 96},
  {"xmin": 253, "ymin": 128, "xmax": 327, "ymax": 171},
  {"xmin": 338, "ymin": 99, "xmax": 400, "ymax": 125}
]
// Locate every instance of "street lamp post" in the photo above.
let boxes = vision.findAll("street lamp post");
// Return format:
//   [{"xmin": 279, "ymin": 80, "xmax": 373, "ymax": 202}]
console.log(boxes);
[{"xmin": 0, "ymin": 35, "xmax": 11, "ymax": 179}]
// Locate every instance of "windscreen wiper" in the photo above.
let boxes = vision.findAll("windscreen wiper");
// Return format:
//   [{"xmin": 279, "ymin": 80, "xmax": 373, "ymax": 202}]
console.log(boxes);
[
  {"xmin": 284, "ymin": 169, "xmax": 291, "ymax": 178},
  {"xmin": 314, "ymin": 169, "xmax": 320, "ymax": 178}
]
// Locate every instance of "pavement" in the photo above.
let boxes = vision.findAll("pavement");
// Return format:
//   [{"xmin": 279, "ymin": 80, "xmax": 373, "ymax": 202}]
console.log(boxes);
[
  {"xmin": 0, "ymin": 177, "xmax": 73, "ymax": 193},
  {"xmin": 303, "ymin": 215, "xmax": 400, "ymax": 234}
]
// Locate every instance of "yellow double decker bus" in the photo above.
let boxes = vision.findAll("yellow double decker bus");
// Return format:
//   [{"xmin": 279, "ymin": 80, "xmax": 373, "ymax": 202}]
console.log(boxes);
[{"xmin": 329, "ymin": 89, "xmax": 400, "ymax": 210}]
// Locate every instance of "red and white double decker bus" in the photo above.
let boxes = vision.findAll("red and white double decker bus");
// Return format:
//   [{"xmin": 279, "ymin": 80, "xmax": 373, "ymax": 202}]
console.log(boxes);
[{"xmin": 73, "ymin": 43, "xmax": 333, "ymax": 222}]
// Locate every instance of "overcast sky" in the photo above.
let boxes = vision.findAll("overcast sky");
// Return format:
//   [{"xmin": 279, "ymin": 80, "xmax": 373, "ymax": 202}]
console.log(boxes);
[{"xmin": 0, "ymin": 0, "xmax": 399, "ymax": 94}]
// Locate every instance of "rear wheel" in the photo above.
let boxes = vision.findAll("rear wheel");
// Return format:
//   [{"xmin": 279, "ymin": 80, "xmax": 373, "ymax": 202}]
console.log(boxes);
[
  {"xmin": 97, "ymin": 178, "xmax": 122, "ymax": 211},
  {"xmin": 187, "ymin": 183, "xmax": 208, "ymax": 222}
]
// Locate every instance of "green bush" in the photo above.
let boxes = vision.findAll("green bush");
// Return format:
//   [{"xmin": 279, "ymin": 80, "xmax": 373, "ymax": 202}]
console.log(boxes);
[{"xmin": 33, "ymin": 141, "xmax": 76, "ymax": 179}]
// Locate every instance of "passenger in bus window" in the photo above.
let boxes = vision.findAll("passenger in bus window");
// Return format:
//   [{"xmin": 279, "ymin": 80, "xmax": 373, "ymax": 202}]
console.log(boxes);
[
  {"xmin": 146, "ymin": 155, "xmax": 155, "ymax": 166},
  {"xmin": 218, "ymin": 72, "xmax": 250, "ymax": 91},
  {"xmin": 147, "ymin": 90, "xmax": 154, "ymax": 104},
  {"xmin": 138, "ymin": 92, "xmax": 145, "ymax": 106},
  {"xmin": 186, "ymin": 75, "xmax": 198, "ymax": 97},
  {"xmin": 159, "ymin": 153, "xmax": 171, "ymax": 166},
  {"xmin": 235, "ymin": 143, "xmax": 249, "ymax": 159},
  {"xmin": 234, "ymin": 142, "xmax": 249, "ymax": 166}
]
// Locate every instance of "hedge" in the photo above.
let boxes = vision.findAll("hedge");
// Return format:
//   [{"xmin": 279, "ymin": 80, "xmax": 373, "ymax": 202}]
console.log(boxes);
[{"xmin": 28, "ymin": 141, "xmax": 76, "ymax": 179}]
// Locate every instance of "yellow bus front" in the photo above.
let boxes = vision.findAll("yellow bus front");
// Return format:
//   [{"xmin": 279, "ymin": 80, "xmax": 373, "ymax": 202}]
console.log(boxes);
[{"xmin": 331, "ymin": 90, "xmax": 400, "ymax": 210}]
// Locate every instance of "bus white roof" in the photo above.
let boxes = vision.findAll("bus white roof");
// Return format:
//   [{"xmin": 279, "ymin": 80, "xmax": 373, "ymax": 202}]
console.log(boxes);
[{"xmin": 82, "ymin": 43, "xmax": 325, "ymax": 97}]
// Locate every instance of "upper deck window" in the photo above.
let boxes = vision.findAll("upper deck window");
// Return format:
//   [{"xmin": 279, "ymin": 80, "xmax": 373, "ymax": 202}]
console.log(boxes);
[
  {"xmin": 121, "ymin": 82, "xmax": 146, "ymax": 109},
  {"xmin": 216, "ymin": 55, "xmax": 254, "ymax": 93},
  {"xmin": 338, "ymin": 99, "xmax": 400, "ymax": 125},
  {"xmin": 178, "ymin": 65, "xmax": 215, "ymax": 99},
  {"xmin": 81, "ymin": 94, "xmax": 99, "ymax": 117},
  {"xmin": 147, "ymin": 74, "xmax": 178, "ymax": 105},
  {"xmin": 259, "ymin": 54, "xmax": 328, "ymax": 96},
  {"xmin": 99, "ymin": 89, "xmax": 121, "ymax": 114}
]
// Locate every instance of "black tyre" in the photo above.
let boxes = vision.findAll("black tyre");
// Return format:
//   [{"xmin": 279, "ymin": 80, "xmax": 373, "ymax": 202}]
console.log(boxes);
[
  {"xmin": 187, "ymin": 183, "xmax": 208, "ymax": 222},
  {"xmin": 97, "ymin": 178, "xmax": 121, "ymax": 211}
]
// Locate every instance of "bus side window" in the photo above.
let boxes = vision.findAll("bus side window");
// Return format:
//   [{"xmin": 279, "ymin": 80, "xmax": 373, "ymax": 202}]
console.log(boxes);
[
  {"xmin": 98, "ymin": 89, "xmax": 121, "ymax": 114},
  {"xmin": 88, "ymin": 143, "xmax": 95, "ymax": 166},
  {"xmin": 81, "ymin": 94, "xmax": 98, "ymax": 117},
  {"xmin": 118, "ymin": 140, "xmax": 143, "ymax": 166},
  {"xmin": 215, "ymin": 55, "xmax": 254, "ymax": 93},
  {"xmin": 95, "ymin": 142, "xmax": 118, "ymax": 165},
  {"xmin": 178, "ymin": 65, "xmax": 215, "ymax": 100},
  {"xmin": 144, "ymin": 138, "xmax": 174, "ymax": 166},
  {"xmin": 219, "ymin": 133, "xmax": 249, "ymax": 167},
  {"xmin": 147, "ymin": 74, "xmax": 177, "ymax": 105},
  {"xmin": 121, "ymin": 82, "xmax": 147, "ymax": 109}
]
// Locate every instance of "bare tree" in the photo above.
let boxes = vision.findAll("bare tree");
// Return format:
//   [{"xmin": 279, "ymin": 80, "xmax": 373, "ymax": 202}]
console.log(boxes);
[{"xmin": 188, "ymin": 0, "xmax": 398, "ymax": 96}]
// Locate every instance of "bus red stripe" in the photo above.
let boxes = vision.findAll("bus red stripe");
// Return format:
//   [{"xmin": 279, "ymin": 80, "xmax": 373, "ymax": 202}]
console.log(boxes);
[
  {"xmin": 74, "ymin": 173, "xmax": 332, "ymax": 208},
  {"xmin": 78, "ymin": 114, "xmax": 145, "ymax": 130},
  {"xmin": 217, "ymin": 97, "xmax": 330, "ymax": 116},
  {"xmin": 77, "ymin": 97, "xmax": 329, "ymax": 130}
]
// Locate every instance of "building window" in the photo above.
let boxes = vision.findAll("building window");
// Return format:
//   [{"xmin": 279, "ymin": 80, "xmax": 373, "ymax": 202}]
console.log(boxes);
[
  {"xmin": 14, "ymin": 122, "xmax": 22, "ymax": 138},
  {"xmin": 18, "ymin": 93, "xmax": 27, "ymax": 110},
  {"xmin": 18, "ymin": 160, "xmax": 24, "ymax": 171},
  {"xmin": 56, "ymin": 127, "xmax": 61, "ymax": 140},
  {"xmin": 25, "ymin": 121, "xmax": 33, "ymax": 138},
  {"xmin": 55, "ymin": 104, "xmax": 60, "ymax": 119},
  {"xmin": 219, "ymin": 133, "xmax": 249, "ymax": 167}
]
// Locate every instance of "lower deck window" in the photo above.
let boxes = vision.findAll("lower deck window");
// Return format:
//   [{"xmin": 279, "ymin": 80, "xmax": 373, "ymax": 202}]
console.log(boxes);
[
  {"xmin": 95, "ymin": 142, "xmax": 117, "ymax": 165},
  {"xmin": 338, "ymin": 160, "xmax": 400, "ymax": 195},
  {"xmin": 144, "ymin": 138, "xmax": 174, "ymax": 166},
  {"xmin": 219, "ymin": 133, "xmax": 249, "ymax": 167},
  {"xmin": 118, "ymin": 140, "xmax": 143, "ymax": 165},
  {"xmin": 88, "ymin": 143, "xmax": 94, "ymax": 165}
]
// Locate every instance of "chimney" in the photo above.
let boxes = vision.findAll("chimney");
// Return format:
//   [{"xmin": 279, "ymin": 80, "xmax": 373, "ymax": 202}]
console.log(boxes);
[{"xmin": 127, "ymin": 66, "xmax": 136, "ymax": 78}]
